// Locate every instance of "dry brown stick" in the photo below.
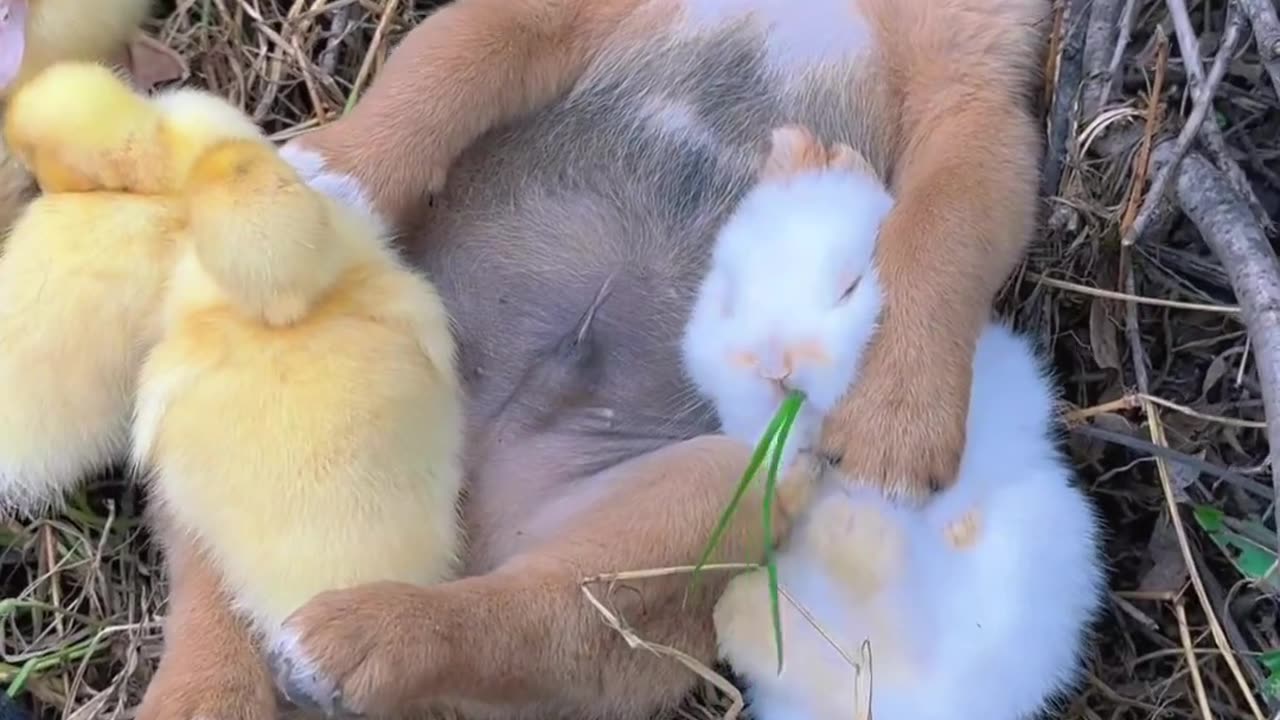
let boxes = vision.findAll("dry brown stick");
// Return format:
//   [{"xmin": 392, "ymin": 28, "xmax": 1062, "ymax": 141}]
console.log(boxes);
[
  {"xmin": 1174, "ymin": 599, "xmax": 1216, "ymax": 720},
  {"xmin": 1121, "ymin": 8, "xmax": 1244, "ymax": 246},
  {"xmin": 1157, "ymin": 143, "xmax": 1280, "ymax": 570},
  {"xmin": 1142, "ymin": 404, "xmax": 1268, "ymax": 720},
  {"xmin": 1233, "ymin": 0, "xmax": 1280, "ymax": 98},
  {"xmin": 1120, "ymin": 30, "xmax": 1169, "ymax": 235}
]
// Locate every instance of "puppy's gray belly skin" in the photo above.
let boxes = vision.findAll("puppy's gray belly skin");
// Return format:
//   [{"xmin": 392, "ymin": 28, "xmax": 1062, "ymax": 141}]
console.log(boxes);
[
  {"xmin": 412, "ymin": 28, "xmax": 778, "ymax": 465},
  {"xmin": 408, "ymin": 24, "xmax": 885, "ymax": 508}
]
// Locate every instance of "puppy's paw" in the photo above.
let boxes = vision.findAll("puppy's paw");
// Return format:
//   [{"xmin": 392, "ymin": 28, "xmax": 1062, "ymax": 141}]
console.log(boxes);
[{"xmin": 268, "ymin": 582, "xmax": 442, "ymax": 718}]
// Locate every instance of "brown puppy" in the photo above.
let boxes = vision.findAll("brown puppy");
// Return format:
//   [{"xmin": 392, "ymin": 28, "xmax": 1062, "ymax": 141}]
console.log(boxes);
[{"xmin": 140, "ymin": 0, "xmax": 1050, "ymax": 717}]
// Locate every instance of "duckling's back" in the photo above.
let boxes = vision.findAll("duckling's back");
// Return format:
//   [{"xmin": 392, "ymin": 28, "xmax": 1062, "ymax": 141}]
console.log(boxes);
[{"xmin": 135, "ymin": 207, "xmax": 464, "ymax": 633}]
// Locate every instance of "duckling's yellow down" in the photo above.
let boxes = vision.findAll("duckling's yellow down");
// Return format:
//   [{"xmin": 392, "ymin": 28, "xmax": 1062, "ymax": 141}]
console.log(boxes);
[
  {"xmin": 132, "ymin": 140, "xmax": 465, "ymax": 633},
  {"xmin": 0, "ymin": 63, "xmax": 267, "ymax": 515},
  {"xmin": 0, "ymin": 0, "xmax": 155, "ymax": 232}
]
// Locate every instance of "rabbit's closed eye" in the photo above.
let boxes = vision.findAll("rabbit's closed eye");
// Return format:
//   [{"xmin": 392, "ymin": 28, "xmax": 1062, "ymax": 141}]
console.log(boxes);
[{"xmin": 837, "ymin": 275, "xmax": 861, "ymax": 305}]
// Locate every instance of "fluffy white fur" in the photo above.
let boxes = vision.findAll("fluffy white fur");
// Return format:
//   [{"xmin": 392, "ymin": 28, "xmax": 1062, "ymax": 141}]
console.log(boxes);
[
  {"xmin": 690, "ymin": 160, "xmax": 1106, "ymax": 720},
  {"xmin": 682, "ymin": 169, "xmax": 892, "ymax": 468}
]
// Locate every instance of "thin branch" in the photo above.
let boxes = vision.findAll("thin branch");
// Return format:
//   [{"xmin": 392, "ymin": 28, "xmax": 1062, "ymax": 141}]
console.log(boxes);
[
  {"xmin": 1233, "ymin": 0, "xmax": 1280, "ymax": 98},
  {"xmin": 1157, "ymin": 143, "xmax": 1280, "ymax": 576},
  {"xmin": 1122, "ymin": 8, "xmax": 1244, "ymax": 246},
  {"xmin": 1100, "ymin": 0, "xmax": 1141, "ymax": 110},
  {"xmin": 1069, "ymin": 423, "xmax": 1274, "ymax": 500},
  {"xmin": 1082, "ymin": 0, "xmax": 1125, "ymax": 119},
  {"xmin": 1163, "ymin": 0, "xmax": 1272, "ymax": 229},
  {"xmin": 1041, "ymin": 0, "xmax": 1091, "ymax": 200}
]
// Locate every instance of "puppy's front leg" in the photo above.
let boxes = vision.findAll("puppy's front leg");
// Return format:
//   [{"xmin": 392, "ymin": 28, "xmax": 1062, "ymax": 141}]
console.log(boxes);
[
  {"xmin": 268, "ymin": 436, "xmax": 812, "ymax": 719},
  {"xmin": 821, "ymin": 88, "xmax": 1041, "ymax": 502},
  {"xmin": 284, "ymin": 0, "xmax": 652, "ymax": 226}
]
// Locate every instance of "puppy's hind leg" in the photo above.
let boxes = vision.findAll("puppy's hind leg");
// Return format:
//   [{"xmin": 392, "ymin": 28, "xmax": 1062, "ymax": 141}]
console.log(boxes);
[
  {"xmin": 135, "ymin": 511, "xmax": 277, "ymax": 720},
  {"xmin": 268, "ymin": 435, "xmax": 808, "ymax": 720}
]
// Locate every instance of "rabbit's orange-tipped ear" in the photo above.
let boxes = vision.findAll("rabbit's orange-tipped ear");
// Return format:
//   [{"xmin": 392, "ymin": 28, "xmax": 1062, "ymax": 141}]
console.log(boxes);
[
  {"xmin": 828, "ymin": 142, "xmax": 879, "ymax": 178},
  {"xmin": 758, "ymin": 125, "xmax": 829, "ymax": 181},
  {"xmin": 2, "ymin": 61, "xmax": 165, "ymax": 193},
  {"xmin": 183, "ymin": 138, "xmax": 347, "ymax": 327},
  {"xmin": 758, "ymin": 125, "xmax": 883, "ymax": 185}
]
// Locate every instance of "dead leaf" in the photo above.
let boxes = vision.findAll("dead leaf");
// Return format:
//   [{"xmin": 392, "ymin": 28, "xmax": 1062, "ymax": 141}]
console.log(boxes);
[
  {"xmin": 120, "ymin": 32, "xmax": 189, "ymax": 93},
  {"xmin": 1167, "ymin": 447, "xmax": 1205, "ymax": 500},
  {"xmin": 1201, "ymin": 348, "xmax": 1236, "ymax": 398},
  {"xmin": 1089, "ymin": 299, "xmax": 1122, "ymax": 372},
  {"xmin": 1139, "ymin": 509, "xmax": 1188, "ymax": 594}
]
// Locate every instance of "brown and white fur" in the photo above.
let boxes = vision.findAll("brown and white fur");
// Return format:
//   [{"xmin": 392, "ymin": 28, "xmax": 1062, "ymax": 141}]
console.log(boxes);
[{"xmin": 137, "ymin": 0, "xmax": 1051, "ymax": 718}]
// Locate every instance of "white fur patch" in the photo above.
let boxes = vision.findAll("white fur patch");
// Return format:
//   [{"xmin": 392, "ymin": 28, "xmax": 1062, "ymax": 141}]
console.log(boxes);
[
  {"xmin": 638, "ymin": 95, "xmax": 721, "ymax": 149},
  {"xmin": 682, "ymin": 0, "xmax": 874, "ymax": 70},
  {"xmin": 269, "ymin": 629, "xmax": 343, "ymax": 715},
  {"xmin": 278, "ymin": 144, "xmax": 388, "ymax": 234}
]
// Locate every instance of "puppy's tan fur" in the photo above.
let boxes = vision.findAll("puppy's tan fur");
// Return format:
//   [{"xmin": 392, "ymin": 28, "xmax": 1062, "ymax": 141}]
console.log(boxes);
[{"xmin": 140, "ymin": 0, "xmax": 1050, "ymax": 717}]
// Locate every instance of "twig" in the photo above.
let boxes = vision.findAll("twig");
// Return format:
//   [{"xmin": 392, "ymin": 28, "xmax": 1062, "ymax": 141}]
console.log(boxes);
[
  {"xmin": 1026, "ymin": 271, "xmax": 1242, "ymax": 314},
  {"xmin": 1070, "ymin": 416, "xmax": 1274, "ymax": 500},
  {"xmin": 1119, "ymin": 30, "xmax": 1169, "ymax": 236},
  {"xmin": 1100, "ymin": 0, "xmax": 1141, "ymax": 110},
  {"xmin": 1167, "ymin": 0, "xmax": 1206, "ymax": 87},
  {"xmin": 1041, "ymin": 0, "xmax": 1090, "ymax": 200},
  {"xmin": 1122, "ymin": 7, "xmax": 1244, "ymax": 246},
  {"xmin": 1142, "ymin": 404, "xmax": 1268, "ymax": 720},
  {"xmin": 580, "ymin": 572, "xmax": 747, "ymax": 719},
  {"xmin": 1174, "ymin": 598, "xmax": 1216, "ymax": 720},
  {"xmin": 1157, "ymin": 143, "xmax": 1280, "ymax": 570},
  {"xmin": 1081, "ymin": 0, "xmax": 1124, "ymax": 120},
  {"xmin": 319, "ymin": 5, "xmax": 351, "ymax": 77},
  {"xmin": 1233, "ymin": 0, "xmax": 1280, "ymax": 98},
  {"xmin": 347, "ymin": 0, "xmax": 402, "ymax": 111},
  {"xmin": 1163, "ymin": 0, "xmax": 1272, "ymax": 230}
]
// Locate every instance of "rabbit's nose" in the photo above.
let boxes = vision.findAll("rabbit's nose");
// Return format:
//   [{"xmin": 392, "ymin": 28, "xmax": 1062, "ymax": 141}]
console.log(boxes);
[{"xmin": 758, "ymin": 348, "xmax": 794, "ymax": 383}]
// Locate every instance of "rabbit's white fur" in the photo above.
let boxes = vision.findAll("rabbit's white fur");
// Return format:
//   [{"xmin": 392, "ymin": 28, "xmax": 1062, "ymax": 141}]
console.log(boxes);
[
  {"xmin": 682, "ymin": 168, "xmax": 892, "ymax": 468},
  {"xmin": 690, "ymin": 157, "xmax": 1106, "ymax": 720}
]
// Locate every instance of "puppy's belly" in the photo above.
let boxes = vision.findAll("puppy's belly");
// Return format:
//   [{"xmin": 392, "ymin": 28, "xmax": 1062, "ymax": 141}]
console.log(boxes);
[{"xmin": 679, "ymin": 0, "xmax": 874, "ymax": 70}]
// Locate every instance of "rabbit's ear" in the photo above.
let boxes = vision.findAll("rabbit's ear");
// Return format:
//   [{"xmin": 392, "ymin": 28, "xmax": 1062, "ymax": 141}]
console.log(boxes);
[
  {"xmin": 758, "ymin": 124, "xmax": 828, "ymax": 181},
  {"xmin": 828, "ymin": 143, "xmax": 877, "ymax": 177}
]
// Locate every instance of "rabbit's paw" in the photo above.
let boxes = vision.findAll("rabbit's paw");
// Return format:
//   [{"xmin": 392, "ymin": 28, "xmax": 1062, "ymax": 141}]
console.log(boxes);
[
  {"xmin": 269, "ymin": 582, "xmax": 442, "ymax": 718},
  {"xmin": 712, "ymin": 569, "xmax": 780, "ymax": 674},
  {"xmin": 806, "ymin": 496, "xmax": 903, "ymax": 599},
  {"xmin": 943, "ymin": 508, "xmax": 983, "ymax": 550}
]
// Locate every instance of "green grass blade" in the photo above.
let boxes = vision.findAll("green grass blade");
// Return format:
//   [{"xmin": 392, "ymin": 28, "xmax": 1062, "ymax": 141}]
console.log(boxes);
[
  {"xmin": 762, "ymin": 392, "xmax": 804, "ymax": 675},
  {"xmin": 688, "ymin": 404, "xmax": 789, "ymax": 594}
]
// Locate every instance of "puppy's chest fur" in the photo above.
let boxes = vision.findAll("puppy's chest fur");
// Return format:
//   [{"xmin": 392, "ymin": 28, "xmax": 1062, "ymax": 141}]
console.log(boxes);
[{"xmin": 681, "ymin": 0, "xmax": 875, "ymax": 71}]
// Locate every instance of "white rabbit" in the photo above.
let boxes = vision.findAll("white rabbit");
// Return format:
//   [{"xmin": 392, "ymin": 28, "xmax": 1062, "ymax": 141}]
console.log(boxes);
[
  {"xmin": 685, "ymin": 125, "xmax": 1106, "ymax": 720},
  {"xmin": 681, "ymin": 125, "xmax": 891, "ymax": 471}
]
